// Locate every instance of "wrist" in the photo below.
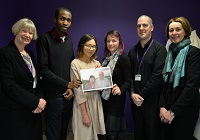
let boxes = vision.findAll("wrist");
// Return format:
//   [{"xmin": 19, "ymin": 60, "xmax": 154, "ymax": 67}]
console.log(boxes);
[
  {"xmin": 169, "ymin": 110, "xmax": 175, "ymax": 117},
  {"xmin": 82, "ymin": 114, "xmax": 88, "ymax": 118}
]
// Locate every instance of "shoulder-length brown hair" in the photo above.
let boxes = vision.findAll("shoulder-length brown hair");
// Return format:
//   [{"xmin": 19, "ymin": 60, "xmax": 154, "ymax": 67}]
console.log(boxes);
[{"xmin": 165, "ymin": 16, "xmax": 192, "ymax": 39}]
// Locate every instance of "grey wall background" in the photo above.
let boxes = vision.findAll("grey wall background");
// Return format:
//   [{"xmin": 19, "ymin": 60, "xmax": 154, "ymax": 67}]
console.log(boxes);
[{"xmin": 1, "ymin": 0, "xmax": 199, "ymax": 132}]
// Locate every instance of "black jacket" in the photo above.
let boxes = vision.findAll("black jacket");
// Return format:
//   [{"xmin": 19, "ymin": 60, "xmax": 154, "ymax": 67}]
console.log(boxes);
[
  {"xmin": 0, "ymin": 41, "xmax": 42, "ymax": 110},
  {"xmin": 159, "ymin": 46, "xmax": 200, "ymax": 117}
]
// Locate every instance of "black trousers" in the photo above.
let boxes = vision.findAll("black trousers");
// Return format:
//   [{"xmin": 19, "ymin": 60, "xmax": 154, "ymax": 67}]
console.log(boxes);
[
  {"xmin": 131, "ymin": 103, "xmax": 161, "ymax": 140},
  {"xmin": 98, "ymin": 134, "xmax": 106, "ymax": 140},
  {"xmin": 45, "ymin": 96, "xmax": 73, "ymax": 140}
]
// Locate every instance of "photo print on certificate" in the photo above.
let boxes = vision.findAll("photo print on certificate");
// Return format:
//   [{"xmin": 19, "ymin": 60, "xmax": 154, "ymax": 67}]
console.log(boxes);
[{"xmin": 80, "ymin": 67, "xmax": 113, "ymax": 92}]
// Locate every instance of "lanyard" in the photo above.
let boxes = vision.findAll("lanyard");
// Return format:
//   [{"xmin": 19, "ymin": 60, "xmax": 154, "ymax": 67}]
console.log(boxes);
[{"xmin": 136, "ymin": 39, "xmax": 154, "ymax": 73}]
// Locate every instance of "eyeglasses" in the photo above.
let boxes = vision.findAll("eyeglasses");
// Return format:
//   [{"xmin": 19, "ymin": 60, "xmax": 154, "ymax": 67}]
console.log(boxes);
[{"xmin": 84, "ymin": 44, "xmax": 97, "ymax": 49}]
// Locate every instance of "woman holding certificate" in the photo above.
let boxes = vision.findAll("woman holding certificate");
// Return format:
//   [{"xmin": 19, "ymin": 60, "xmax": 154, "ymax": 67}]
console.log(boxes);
[
  {"xmin": 70, "ymin": 34, "xmax": 106, "ymax": 140},
  {"xmin": 101, "ymin": 30, "xmax": 132, "ymax": 140}
]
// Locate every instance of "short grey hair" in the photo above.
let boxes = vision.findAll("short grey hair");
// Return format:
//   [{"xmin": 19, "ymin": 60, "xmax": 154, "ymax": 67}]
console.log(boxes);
[{"xmin": 12, "ymin": 18, "xmax": 38, "ymax": 40}]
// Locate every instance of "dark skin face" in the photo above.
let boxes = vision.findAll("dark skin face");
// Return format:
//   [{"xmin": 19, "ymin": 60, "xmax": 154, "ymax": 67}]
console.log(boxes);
[{"xmin": 54, "ymin": 10, "xmax": 72, "ymax": 36}]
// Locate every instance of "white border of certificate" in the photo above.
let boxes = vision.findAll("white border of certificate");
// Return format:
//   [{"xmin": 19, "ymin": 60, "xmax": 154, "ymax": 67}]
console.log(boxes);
[{"xmin": 80, "ymin": 67, "xmax": 113, "ymax": 92}]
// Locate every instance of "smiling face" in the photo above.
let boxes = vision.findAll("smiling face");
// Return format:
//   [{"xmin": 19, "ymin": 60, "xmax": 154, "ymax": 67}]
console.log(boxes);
[
  {"xmin": 168, "ymin": 22, "xmax": 186, "ymax": 44},
  {"xmin": 137, "ymin": 16, "xmax": 154, "ymax": 41},
  {"xmin": 83, "ymin": 39, "xmax": 97, "ymax": 59},
  {"xmin": 54, "ymin": 10, "xmax": 72, "ymax": 36},
  {"xmin": 106, "ymin": 35, "xmax": 119, "ymax": 55},
  {"xmin": 15, "ymin": 28, "xmax": 33, "ymax": 45}
]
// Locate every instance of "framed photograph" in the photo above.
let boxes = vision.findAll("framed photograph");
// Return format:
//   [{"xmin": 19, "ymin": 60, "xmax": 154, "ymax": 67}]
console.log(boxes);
[{"xmin": 80, "ymin": 67, "xmax": 113, "ymax": 92}]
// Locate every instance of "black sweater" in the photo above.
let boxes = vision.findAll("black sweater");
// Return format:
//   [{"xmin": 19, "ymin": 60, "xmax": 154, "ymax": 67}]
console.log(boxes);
[
  {"xmin": 128, "ymin": 38, "xmax": 167, "ymax": 111},
  {"xmin": 36, "ymin": 29, "xmax": 74, "ymax": 98}
]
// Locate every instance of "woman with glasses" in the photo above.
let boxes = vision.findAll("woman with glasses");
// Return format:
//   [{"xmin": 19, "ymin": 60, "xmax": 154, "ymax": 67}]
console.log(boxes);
[{"xmin": 70, "ymin": 34, "xmax": 106, "ymax": 140}]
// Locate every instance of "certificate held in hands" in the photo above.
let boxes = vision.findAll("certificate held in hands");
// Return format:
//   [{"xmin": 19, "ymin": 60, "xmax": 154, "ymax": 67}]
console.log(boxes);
[{"xmin": 80, "ymin": 67, "xmax": 113, "ymax": 92}]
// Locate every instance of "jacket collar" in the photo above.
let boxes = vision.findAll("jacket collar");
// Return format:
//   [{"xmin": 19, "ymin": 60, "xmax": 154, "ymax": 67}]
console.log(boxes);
[{"xmin": 9, "ymin": 41, "xmax": 33, "ymax": 76}]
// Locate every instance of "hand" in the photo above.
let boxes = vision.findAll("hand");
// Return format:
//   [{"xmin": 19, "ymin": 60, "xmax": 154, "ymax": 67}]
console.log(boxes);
[
  {"xmin": 63, "ymin": 89, "xmax": 74, "ymax": 100},
  {"xmin": 162, "ymin": 110, "xmax": 175, "ymax": 124},
  {"xmin": 160, "ymin": 107, "xmax": 168, "ymax": 122},
  {"xmin": 95, "ymin": 62, "xmax": 101, "ymax": 68},
  {"xmin": 131, "ymin": 93, "xmax": 144, "ymax": 106},
  {"xmin": 82, "ymin": 114, "xmax": 91, "ymax": 127},
  {"xmin": 32, "ymin": 107, "xmax": 43, "ymax": 113},
  {"xmin": 38, "ymin": 98, "xmax": 46, "ymax": 110},
  {"xmin": 112, "ymin": 84, "xmax": 121, "ymax": 95},
  {"xmin": 32, "ymin": 98, "xmax": 46, "ymax": 113},
  {"xmin": 68, "ymin": 78, "xmax": 82, "ymax": 89}
]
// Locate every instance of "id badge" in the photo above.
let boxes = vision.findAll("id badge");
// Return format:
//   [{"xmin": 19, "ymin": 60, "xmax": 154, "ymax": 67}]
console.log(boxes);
[{"xmin": 135, "ymin": 74, "xmax": 141, "ymax": 81}]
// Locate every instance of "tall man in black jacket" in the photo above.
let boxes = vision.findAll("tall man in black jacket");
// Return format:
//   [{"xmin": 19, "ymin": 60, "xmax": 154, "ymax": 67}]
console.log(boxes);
[
  {"xmin": 36, "ymin": 7, "xmax": 81, "ymax": 140},
  {"xmin": 128, "ymin": 15, "xmax": 167, "ymax": 140}
]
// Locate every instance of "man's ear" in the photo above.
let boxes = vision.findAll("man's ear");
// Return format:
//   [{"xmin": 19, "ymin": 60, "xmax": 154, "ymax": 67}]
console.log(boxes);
[{"xmin": 151, "ymin": 24, "xmax": 154, "ymax": 32}]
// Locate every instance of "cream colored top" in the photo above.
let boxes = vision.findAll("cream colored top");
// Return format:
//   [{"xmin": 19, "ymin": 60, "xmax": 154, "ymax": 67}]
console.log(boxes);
[
  {"xmin": 70, "ymin": 59, "xmax": 106, "ymax": 140},
  {"xmin": 190, "ymin": 30, "xmax": 200, "ymax": 48}
]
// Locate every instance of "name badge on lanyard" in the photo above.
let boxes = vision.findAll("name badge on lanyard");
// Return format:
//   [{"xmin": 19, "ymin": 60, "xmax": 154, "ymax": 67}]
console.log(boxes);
[
  {"xmin": 135, "ymin": 74, "xmax": 141, "ymax": 81},
  {"xmin": 136, "ymin": 39, "xmax": 154, "ymax": 82}
]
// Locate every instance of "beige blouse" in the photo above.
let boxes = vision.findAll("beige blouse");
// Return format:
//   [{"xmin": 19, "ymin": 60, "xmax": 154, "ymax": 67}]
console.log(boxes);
[{"xmin": 70, "ymin": 59, "xmax": 106, "ymax": 140}]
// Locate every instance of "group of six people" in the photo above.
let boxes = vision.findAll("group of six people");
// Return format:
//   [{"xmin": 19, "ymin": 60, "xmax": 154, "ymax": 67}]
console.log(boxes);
[{"xmin": 0, "ymin": 7, "xmax": 200, "ymax": 140}]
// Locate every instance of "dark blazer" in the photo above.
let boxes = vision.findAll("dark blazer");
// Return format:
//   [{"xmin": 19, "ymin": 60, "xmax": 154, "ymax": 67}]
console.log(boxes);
[
  {"xmin": 0, "ymin": 41, "xmax": 42, "ymax": 110},
  {"xmin": 0, "ymin": 41, "xmax": 44, "ymax": 140},
  {"xmin": 159, "ymin": 45, "xmax": 200, "ymax": 116}
]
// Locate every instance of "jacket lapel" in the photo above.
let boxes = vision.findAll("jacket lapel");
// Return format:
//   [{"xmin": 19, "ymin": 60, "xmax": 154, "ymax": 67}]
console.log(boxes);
[{"xmin": 10, "ymin": 44, "xmax": 33, "ymax": 76}]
